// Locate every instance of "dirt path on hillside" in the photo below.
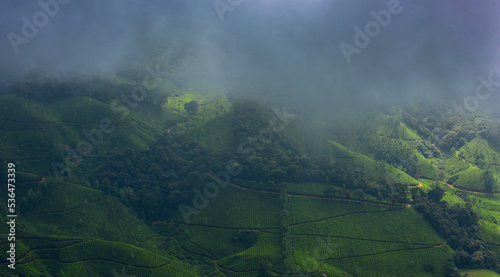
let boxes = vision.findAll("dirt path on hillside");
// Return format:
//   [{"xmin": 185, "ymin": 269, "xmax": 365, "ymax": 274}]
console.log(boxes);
[
  {"xmin": 167, "ymin": 118, "xmax": 192, "ymax": 133},
  {"xmin": 206, "ymin": 172, "xmax": 408, "ymax": 208},
  {"xmin": 437, "ymin": 181, "xmax": 500, "ymax": 195},
  {"xmin": 459, "ymin": 269, "xmax": 500, "ymax": 276}
]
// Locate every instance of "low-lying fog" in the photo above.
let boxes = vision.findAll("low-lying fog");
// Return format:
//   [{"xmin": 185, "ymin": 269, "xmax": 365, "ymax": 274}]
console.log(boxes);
[{"xmin": 1, "ymin": 0, "xmax": 499, "ymax": 115}]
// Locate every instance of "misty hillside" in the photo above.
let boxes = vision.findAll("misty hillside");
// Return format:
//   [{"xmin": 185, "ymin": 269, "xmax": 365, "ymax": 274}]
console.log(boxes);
[{"xmin": 1, "ymin": 1, "xmax": 500, "ymax": 277}]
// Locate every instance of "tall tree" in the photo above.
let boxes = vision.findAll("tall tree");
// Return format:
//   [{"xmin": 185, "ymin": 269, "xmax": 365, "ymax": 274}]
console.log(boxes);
[
  {"xmin": 427, "ymin": 186, "xmax": 445, "ymax": 202},
  {"xmin": 484, "ymin": 170, "xmax": 496, "ymax": 193},
  {"xmin": 184, "ymin": 100, "xmax": 198, "ymax": 115}
]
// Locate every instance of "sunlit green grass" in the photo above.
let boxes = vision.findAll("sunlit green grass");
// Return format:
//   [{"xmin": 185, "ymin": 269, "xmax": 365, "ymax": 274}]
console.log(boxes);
[
  {"xmin": 327, "ymin": 140, "xmax": 418, "ymax": 185},
  {"xmin": 451, "ymin": 166, "xmax": 485, "ymax": 191},
  {"xmin": 459, "ymin": 138, "xmax": 500, "ymax": 166},
  {"xmin": 293, "ymin": 207, "xmax": 442, "ymax": 244},
  {"xmin": 459, "ymin": 269, "xmax": 500, "ymax": 277}
]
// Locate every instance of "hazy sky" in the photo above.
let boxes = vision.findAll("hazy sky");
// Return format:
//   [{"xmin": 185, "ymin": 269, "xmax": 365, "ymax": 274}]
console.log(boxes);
[{"xmin": 1, "ymin": 0, "xmax": 499, "ymax": 113}]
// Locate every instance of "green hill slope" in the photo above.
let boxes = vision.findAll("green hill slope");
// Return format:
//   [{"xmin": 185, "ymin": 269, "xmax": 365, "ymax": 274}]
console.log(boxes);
[
  {"xmin": 0, "ymin": 179, "xmax": 201, "ymax": 276},
  {"xmin": 327, "ymin": 140, "xmax": 418, "ymax": 186},
  {"xmin": 0, "ymin": 94, "xmax": 164, "ymax": 181},
  {"xmin": 168, "ymin": 180, "xmax": 451, "ymax": 276},
  {"xmin": 3, "ymin": 87, "xmax": 500, "ymax": 276}
]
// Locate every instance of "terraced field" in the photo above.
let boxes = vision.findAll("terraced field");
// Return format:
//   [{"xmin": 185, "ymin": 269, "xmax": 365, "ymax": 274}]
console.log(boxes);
[
  {"xmin": 445, "ymin": 137, "xmax": 500, "ymax": 192},
  {"xmin": 0, "ymin": 180, "xmax": 200, "ymax": 276},
  {"xmin": 169, "ymin": 177, "xmax": 452, "ymax": 276}
]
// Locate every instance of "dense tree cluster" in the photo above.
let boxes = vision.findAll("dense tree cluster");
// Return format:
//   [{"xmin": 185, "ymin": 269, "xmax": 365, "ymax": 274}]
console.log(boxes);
[
  {"xmin": 323, "ymin": 175, "xmax": 408, "ymax": 205},
  {"xmin": 416, "ymin": 139, "xmax": 443, "ymax": 159},
  {"xmin": 96, "ymin": 134, "xmax": 216, "ymax": 221},
  {"xmin": 402, "ymin": 112, "xmax": 434, "ymax": 139},
  {"xmin": 427, "ymin": 113, "xmax": 491, "ymax": 153},
  {"xmin": 414, "ymin": 187, "xmax": 499, "ymax": 272},
  {"xmin": 9, "ymin": 74, "xmax": 169, "ymax": 108},
  {"xmin": 401, "ymin": 108, "xmax": 494, "ymax": 154},
  {"xmin": 361, "ymin": 133, "xmax": 414, "ymax": 168},
  {"xmin": 231, "ymin": 99, "xmax": 315, "ymax": 182}
]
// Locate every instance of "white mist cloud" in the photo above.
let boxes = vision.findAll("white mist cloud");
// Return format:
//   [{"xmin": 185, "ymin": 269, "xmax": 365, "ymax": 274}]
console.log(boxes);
[{"xmin": 1, "ymin": 0, "xmax": 499, "ymax": 114}]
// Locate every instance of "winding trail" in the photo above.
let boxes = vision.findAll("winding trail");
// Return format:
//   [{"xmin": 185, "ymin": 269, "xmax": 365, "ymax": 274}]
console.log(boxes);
[
  {"xmin": 438, "ymin": 180, "xmax": 499, "ymax": 195},
  {"xmin": 206, "ymin": 172, "xmax": 408, "ymax": 208},
  {"xmin": 167, "ymin": 118, "xmax": 192, "ymax": 133}
]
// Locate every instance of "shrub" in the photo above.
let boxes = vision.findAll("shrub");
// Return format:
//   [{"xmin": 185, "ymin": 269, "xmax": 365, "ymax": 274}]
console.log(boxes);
[{"xmin": 231, "ymin": 231, "xmax": 258, "ymax": 248}]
